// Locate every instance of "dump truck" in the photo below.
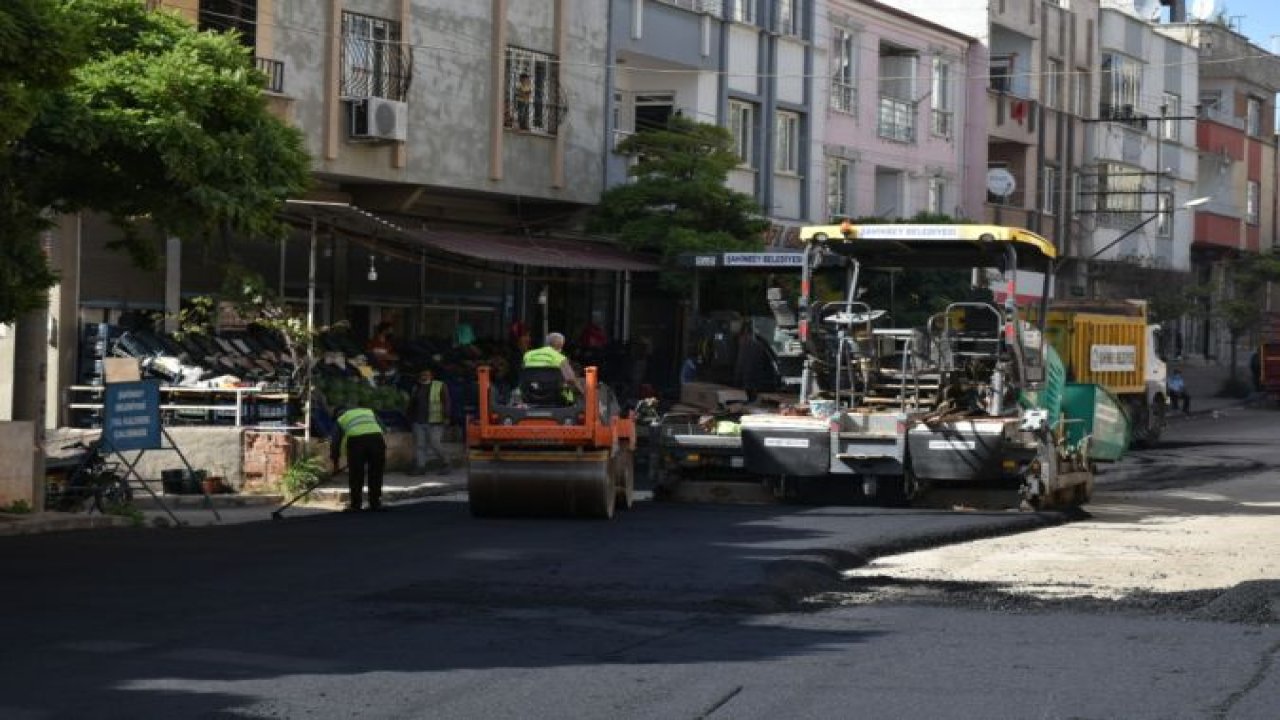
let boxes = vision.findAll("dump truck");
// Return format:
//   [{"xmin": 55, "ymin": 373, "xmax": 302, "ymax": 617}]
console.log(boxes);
[
  {"xmin": 466, "ymin": 365, "xmax": 636, "ymax": 518},
  {"xmin": 1037, "ymin": 300, "xmax": 1167, "ymax": 447},
  {"xmin": 739, "ymin": 223, "xmax": 1130, "ymax": 510}
]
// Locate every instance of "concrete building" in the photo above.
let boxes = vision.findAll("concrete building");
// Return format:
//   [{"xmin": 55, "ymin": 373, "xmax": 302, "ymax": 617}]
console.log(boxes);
[
  {"xmin": 1077, "ymin": 1, "xmax": 1199, "ymax": 300},
  {"xmin": 607, "ymin": 0, "xmax": 822, "ymax": 247},
  {"xmin": 1156, "ymin": 16, "xmax": 1280, "ymax": 361},
  {"xmin": 885, "ymin": 0, "xmax": 1103, "ymax": 302},
  {"xmin": 815, "ymin": 0, "xmax": 985, "ymax": 223},
  {"xmin": 1, "ymin": 0, "xmax": 675, "ymax": 431}
]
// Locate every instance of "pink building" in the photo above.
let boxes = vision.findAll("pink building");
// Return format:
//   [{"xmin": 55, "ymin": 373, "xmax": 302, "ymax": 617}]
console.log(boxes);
[{"xmin": 817, "ymin": 0, "xmax": 986, "ymax": 222}]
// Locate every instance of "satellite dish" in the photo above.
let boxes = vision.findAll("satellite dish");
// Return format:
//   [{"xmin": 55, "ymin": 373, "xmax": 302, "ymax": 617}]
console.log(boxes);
[
  {"xmin": 1188, "ymin": 0, "xmax": 1220, "ymax": 21},
  {"xmin": 986, "ymin": 168, "xmax": 1017, "ymax": 198},
  {"xmin": 1133, "ymin": 0, "xmax": 1161, "ymax": 21}
]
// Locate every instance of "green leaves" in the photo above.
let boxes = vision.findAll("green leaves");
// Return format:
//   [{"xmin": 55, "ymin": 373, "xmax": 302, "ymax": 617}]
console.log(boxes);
[
  {"xmin": 591, "ymin": 115, "xmax": 767, "ymax": 283},
  {"xmin": 0, "ymin": 0, "xmax": 311, "ymax": 323}
]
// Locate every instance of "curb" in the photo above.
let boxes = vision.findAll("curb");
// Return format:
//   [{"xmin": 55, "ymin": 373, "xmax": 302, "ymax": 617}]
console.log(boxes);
[{"xmin": 0, "ymin": 513, "xmax": 134, "ymax": 537}]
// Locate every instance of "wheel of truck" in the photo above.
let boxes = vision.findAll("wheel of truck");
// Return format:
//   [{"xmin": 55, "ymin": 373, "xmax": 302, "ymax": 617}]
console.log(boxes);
[{"xmin": 1129, "ymin": 398, "xmax": 1165, "ymax": 449}]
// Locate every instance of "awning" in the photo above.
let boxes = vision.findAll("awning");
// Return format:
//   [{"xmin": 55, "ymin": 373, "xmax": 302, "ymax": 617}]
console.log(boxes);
[
  {"xmin": 414, "ymin": 229, "xmax": 660, "ymax": 272},
  {"xmin": 280, "ymin": 199, "xmax": 659, "ymax": 272}
]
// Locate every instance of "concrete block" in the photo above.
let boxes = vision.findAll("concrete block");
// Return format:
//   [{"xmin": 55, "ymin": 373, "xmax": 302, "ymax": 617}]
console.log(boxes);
[{"xmin": 0, "ymin": 421, "xmax": 37, "ymax": 507}]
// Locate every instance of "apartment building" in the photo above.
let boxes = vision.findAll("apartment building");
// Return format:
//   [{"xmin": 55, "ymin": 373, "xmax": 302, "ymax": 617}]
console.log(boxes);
[
  {"xmin": 5, "ymin": 1, "xmax": 673, "ymax": 428},
  {"xmin": 1156, "ymin": 16, "xmax": 1280, "ymax": 359},
  {"xmin": 815, "ymin": 1, "xmax": 984, "ymax": 223},
  {"xmin": 607, "ymin": 0, "xmax": 821, "ymax": 247},
  {"xmin": 1078, "ymin": 1, "xmax": 1198, "ymax": 300},
  {"xmin": 887, "ymin": 0, "xmax": 1102, "ymax": 302}
]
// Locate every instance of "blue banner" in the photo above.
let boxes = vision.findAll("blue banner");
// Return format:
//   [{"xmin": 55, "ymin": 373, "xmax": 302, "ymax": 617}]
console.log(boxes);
[{"xmin": 103, "ymin": 381, "xmax": 162, "ymax": 451}]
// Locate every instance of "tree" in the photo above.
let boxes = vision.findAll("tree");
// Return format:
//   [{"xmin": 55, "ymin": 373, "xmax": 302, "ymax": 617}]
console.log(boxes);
[
  {"xmin": 590, "ymin": 115, "xmax": 768, "ymax": 290},
  {"xmin": 1216, "ymin": 252, "xmax": 1280, "ymax": 387},
  {"xmin": 0, "ymin": 0, "xmax": 85, "ymax": 320},
  {"xmin": 2, "ymin": 0, "xmax": 311, "ymax": 505},
  {"xmin": 16, "ymin": 0, "xmax": 311, "ymax": 275}
]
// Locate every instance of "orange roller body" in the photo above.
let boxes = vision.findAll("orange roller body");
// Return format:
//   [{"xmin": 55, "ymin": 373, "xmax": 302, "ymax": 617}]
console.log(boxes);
[{"xmin": 466, "ymin": 365, "xmax": 636, "ymax": 519}]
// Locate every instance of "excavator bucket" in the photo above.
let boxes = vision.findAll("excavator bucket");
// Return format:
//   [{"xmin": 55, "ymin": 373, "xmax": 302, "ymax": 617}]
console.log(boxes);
[{"xmin": 465, "ymin": 365, "xmax": 636, "ymax": 519}]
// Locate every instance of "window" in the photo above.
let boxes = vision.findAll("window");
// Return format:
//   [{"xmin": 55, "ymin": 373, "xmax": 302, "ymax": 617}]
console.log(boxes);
[
  {"xmin": 990, "ymin": 54, "xmax": 1014, "ymax": 93},
  {"xmin": 827, "ymin": 157, "xmax": 852, "ymax": 219},
  {"xmin": 505, "ymin": 46, "xmax": 562, "ymax": 135},
  {"xmin": 341, "ymin": 12, "xmax": 411, "ymax": 100},
  {"xmin": 729, "ymin": 99, "xmax": 755, "ymax": 167},
  {"xmin": 1161, "ymin": 92, "xmax": 1181, "ymax": 142},
  {"xmin": 1097, "ymin": 162, "xmax": 1142, "ymax": 218},
  {"xmin": 730, "ymin": 0, "xmax": 755, "ymax": 23},
  {"xmin": 1247, "ymin": 96, "xmax": 1263, "ymax": 136},
  {"xmin": 928, "ymin": 177, "xmax": 947, "ymax": 215},
  {"xmin": 1247, "ymin": 181, "xmax": 1260, "ymax": 224},
  {"xmin": 1100, "ymin": 53, "xmax": 1142, "ymax": 124},
  {"xmin": 776, "ymin": 0, "xmax": 800, "ymax": 36},
  {"xmin": 879, "ymin": 47, "xmax": 917, "ymax": 142},
  {"xmin": 1071, "ymin": 68, "xmax": 1088, "ymax": 115},
  {"xmin": 1043, "ymin": 166, "xmax": 1058, "ymax": 216},
  {"xmin": 775, "ymin": 111, "xmax": 800, "ymax": 173},
  {"xmin": 1156, "ymin": 193, "xmax": 1171, "ymax": 237},
  {"xmin": 831, "ymin": 28, "xmax": 857, "ymax": 114},
  {"xmin": 1045, "ymin": 58, "xmax": 1062, "ymax": 110},
  {"xmin": 200, "ymin": 0, "xmax": 257, "ymax": 48},
  {"xmin": 878, "ymin": 96, "xmax": 915, "ymax": 142},
  {"xmin": 931, "ymin": 57, "xmax": 953, "ymax": 138}
]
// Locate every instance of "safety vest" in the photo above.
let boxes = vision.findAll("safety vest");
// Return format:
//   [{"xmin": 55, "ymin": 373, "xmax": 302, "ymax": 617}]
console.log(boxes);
[
  {"xmin": 426, "ymin": 381, "xmax": 445, "ymax": 424},
  {"xmin": 337, "ymin": 407, "xmax": 383, "ymax": 455},
  {"xmin": 523, "ymin": 346, "xmax": 567, "ymax": 369}
]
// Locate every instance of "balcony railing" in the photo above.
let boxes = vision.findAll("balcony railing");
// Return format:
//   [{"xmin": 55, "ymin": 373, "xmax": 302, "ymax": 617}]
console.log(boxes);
[
  {"xmin": 256, "ymin": 57, "xmax": 285, "ymax": 94},
  {"xmin": 831, "ymin": 80, "xmax": 856, "ymax": 114},
  {"xmin": 653, "ymin": 0, "xmax": 724, "ymax": 14},
  {"xmin": 931, "ymin": 109, "xmax": 953, "ymax": 138},
  {"xmin": 877, "ymin": 95, "xmax": 915, "ymax": 143}
]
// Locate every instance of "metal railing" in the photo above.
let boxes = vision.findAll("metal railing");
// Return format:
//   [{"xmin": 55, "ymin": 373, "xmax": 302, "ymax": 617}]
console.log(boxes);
[{"xmin": 256, "ymin": 57, "xmax": 285, "ymax": 94}]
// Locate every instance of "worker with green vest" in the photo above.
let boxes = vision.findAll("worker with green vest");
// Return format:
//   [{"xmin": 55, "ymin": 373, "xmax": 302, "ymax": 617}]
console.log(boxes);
[
  {"xmin": 406, "ymin": 367, "xmax": 452, "ymax": 476},
  {"xmin": 329, "ymin": 404, "xmax": 388, "ymax": 512},
  {"xmin": 522, "ymin": 331, "xmax": 582, "ymax": 403}
]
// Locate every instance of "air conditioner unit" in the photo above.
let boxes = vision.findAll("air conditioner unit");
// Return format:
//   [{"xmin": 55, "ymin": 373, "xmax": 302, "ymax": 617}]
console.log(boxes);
[{"xmin": 349, "ymin": 97, "xmax": 408, "ymax": 142}]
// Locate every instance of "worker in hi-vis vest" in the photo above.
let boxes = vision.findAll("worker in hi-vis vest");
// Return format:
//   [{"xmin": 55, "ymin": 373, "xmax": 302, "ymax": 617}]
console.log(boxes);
[
  {"xmin": 522, "ymin": 332, "xmax": 584, "ymax": 402},
  {"xmin": 406, "ymin": 367, "xmax": 451, "ymax": 476},
  {"xmin": 329, "ymin": 405, "xmax": 388, "ymax": 512}
]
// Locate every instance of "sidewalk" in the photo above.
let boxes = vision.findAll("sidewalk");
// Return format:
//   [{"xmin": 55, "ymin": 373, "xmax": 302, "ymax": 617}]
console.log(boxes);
[
  {"xmin": 1166, "ymin": 358, "xmax": 1259, "ymax": 419},
  {"xmin": 0, "ymin": 464, "xmax": 467, "ymax": 535}
]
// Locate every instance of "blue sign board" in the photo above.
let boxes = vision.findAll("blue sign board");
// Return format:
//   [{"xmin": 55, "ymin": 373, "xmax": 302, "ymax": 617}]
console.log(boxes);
[{"xmin": 103, "ymin": 380, "xmax": 162, "ymax": 451}]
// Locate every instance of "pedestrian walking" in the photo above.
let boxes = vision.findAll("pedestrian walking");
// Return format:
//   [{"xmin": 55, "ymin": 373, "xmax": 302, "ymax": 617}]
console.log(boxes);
[
  {"xmin": 407, "ymin": 367, "xmax": 451, "ymax": 475},
  {"xmin": 330, "ymin": 405, "xmax": 388, "ymax": 512}
]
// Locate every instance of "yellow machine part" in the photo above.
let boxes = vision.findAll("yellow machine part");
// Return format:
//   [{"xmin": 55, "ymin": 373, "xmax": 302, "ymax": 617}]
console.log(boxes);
[{"xmin": 467, "ymin": 448, "xmax": 624, "ymax": 519}]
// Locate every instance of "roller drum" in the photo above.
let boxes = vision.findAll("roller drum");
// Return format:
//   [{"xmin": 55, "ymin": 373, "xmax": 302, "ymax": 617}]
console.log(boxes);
[{"xmin": 468, "ymin": 450, "xmax": 616, "ymax": 519}]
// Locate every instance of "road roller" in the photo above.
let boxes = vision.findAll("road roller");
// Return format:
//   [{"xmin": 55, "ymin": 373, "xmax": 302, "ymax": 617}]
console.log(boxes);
[{"xmin": 467, "ymin": 365, "xmax": 637, "ymax": 518}]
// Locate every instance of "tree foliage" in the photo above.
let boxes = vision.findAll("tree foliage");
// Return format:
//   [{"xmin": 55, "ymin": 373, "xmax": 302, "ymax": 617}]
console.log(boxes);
[
  {"xmin": 0, "ymin": 0, "xmax": 84, "ymax": 320},
  {"xmin": 590, "ymin": 116, "xmax": 768, "ymax": 288},
  {"xmin": 0, "ymin": 0, "xmax": 312, "ymax": 323}
]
